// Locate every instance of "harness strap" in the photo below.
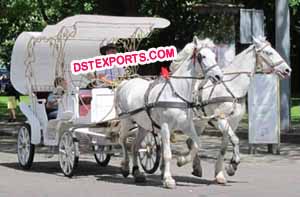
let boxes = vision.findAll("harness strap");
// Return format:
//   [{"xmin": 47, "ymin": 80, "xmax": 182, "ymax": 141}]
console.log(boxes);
[
  {"xmin": 144, "ymin": 78, "xmax": 166, "ymax": 130},
  {"xmin": 199, "ymin": 97, "xmax": 236, "ymax": 107},
  {"xmin": 167, "ymin": 79, "xmax": 194, "ymax": 106},
  {"xmin": 148, "ymin": 101, "xmax": 193, "ymax": 109},
  {"xmin": 143, "ymin": 77, "xmax": 194, "ymax": 131},
  {"xmin": 204, "ymin": 64, "xmax": 219, "ymax": 74}
]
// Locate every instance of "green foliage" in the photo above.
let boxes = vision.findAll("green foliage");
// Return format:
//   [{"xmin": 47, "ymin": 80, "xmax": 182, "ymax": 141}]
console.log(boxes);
[
  {"xmin": 289, "ymin": 0, "xmax": 300, "ymax": 14},
  {"xmin": 0, "ymin": 0, "xmax": 96, "ymax": 68},
  {"xmin": 290, "ymin": 0, "xmax": 300, "ymax": 7},
  {"xmin": 1, "ymin": 0, "xmax": 300, "ymax": 69},
  {"xmin": 291, "ymin": 98, "xmax": 300, "ymax": 123},
  {"xmin": 137, "ymin": 0, "xmax": 235, "ymax": 50},
  {"xmin": 0, "ymin": 96, "xmax": 29, "ymax": 121},
  {"xmin": 0, "ymin": 1, "xmax": 43, "ymax": 67}
]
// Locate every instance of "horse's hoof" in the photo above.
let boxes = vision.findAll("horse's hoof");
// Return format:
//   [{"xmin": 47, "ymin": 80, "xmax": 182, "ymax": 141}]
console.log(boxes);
[
  {"xmin": 192, "ymin": 155, "xmax": 202, "ymax": 177},
  {"xmin": 215, "ymin": 171, "xmax": 227, "ymax": 185},
  {"xmin": 177, "ymin": 156, "xmax": 187, "ymax": 167},
  {"xmin": 163, "ymin": 178, "xmax": 176, "ymax": 189},
  {"xmin": 186, "ymin": 138, "xmax": 193, "ymax": 150},
  {"xmin": 134, "ymin": 173, "xmax": 146, "ymax": 183},
  {"xmin": 226, "ymin": 165, "xmax": 236, "ymax": 176},
  {"xmin": 132, "ymin": 167, "xmax": 146, "ymax": 183},
  {"xmin": 121, "ymin": 169, "xmax": 130, "ymax": 178},
  {"xmin": 120, "ymin": 161, "xmax": 130, "ymax": 178},
  {"xmin": 191, "ymin": 169, "xmax": 202, "ymax": 177}
]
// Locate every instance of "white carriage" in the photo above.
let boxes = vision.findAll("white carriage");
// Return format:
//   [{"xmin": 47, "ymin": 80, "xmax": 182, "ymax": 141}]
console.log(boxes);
[{"xmin": 11, "ymin": 15, "xmax": 169, "ymax": 176}]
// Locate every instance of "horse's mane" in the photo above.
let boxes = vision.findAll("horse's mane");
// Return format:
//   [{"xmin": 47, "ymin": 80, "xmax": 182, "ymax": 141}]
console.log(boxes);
[
  {"xmin": 223, "ymin": 44, "xmax": 255, "ymax": 73},
  {"xmin": 224, "ymin": 36, "xmax": 268, "ymax": 73},
  {"xmin": 170, "ymin": 38, "xmax": 215, "ymax": 72}
]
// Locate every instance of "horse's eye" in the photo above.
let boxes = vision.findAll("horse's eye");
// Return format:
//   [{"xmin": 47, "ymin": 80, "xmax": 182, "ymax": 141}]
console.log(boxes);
[
  {"xmin": 264, "ymin": 51, "xmax": 273, "ymax": 56},
  {"xmin": 202, "ymin": 55, "xmax": 206, "ymax": 59}
]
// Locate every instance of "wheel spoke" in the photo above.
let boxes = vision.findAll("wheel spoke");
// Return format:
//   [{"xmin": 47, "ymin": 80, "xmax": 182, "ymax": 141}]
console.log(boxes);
[
  {"xmin": 17, "ymin": 126, "xmax": 32, "ymax": 166},
  {"xmin": 145, "ymin": 134, "xmax": 151, "ymax": 144},
  {"xmin": 61, "ymin": 137, "xmax": 67, "ymax": 149},
  {"xmin": 59, "ymin": 149, "xmax": 66, "ymax": 154},
  {"xmin": 146, "ymin": 157, "xmax": 150, "ymax": 170},
  {"xmin": 140, "ymin": 141, "xmax": 147, "ymax": 148},
  {"xmin": 20, "ymin": 130, "xmax": 25, "ymax": 144},
  {"xmin": 141, "ymin": 153, "xmax": 147, "ymax": 164},
  {"xmin": 61, "ymin": 153, "xmax": 67, "ymax": 164},
  {"xmin": 59, "ymin": 132, "xmax": 77, "ymax": 176},
  {"xmin": 64, "ymin": 161, "xmax": 69, "ymax": 174},
  {"xmin": 151, "ymin": 155, "xmax": 155, "ymax": 165},
  {"xmin": 68, "ymin": 156, "xmax": 74, "ymax": 168},
  {"xmin": 150, "ymin": 137, "xmax": 156, "ymax": 146},
  {"xmin": 140, "ymin": 152, "xmax": 146, "ymax": 161},
  {"xmin": 63, "ymin": 157, "xmax": 68, "ymax": 173},
  {"xmin": 21, "ymin": 151, "xmax": 26, "ymax": 164}
]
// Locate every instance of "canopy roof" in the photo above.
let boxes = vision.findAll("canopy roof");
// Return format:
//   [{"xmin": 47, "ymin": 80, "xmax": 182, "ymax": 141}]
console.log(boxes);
[{"xmin": 11, "ymin": 15, "xmax": 170, "ymax": 94}]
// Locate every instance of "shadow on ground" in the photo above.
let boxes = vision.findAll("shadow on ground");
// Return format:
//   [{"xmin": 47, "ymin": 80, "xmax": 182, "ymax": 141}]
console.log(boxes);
[{"xmin": 0, "ymin": 160, "xmax": 246, "ymax": 188}]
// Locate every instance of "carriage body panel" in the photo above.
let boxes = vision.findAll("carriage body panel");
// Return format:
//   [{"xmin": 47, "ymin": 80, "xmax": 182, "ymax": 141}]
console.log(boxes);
[{"xmin": 11, "ymin": 14, "xmax": 170, "ymax": 176}]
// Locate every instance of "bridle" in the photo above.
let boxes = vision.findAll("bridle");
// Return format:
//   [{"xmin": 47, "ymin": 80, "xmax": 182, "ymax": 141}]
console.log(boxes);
[
  {"xmin": 191, "ymin": 46, "xmax": 219, "ymax": 77},
  {"xmin": 255, "ymin": 42, "xmax": 285, "ymax": 73}
]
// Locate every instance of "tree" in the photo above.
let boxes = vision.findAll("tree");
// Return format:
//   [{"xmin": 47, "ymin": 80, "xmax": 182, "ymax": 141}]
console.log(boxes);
[{"xmin": 0, "ymin": 0, "xmax": 95, "ymax": 68}]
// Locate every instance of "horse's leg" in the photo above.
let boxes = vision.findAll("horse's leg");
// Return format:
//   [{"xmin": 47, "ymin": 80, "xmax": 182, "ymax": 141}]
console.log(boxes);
[
  {"xmin": 160, "ymin": 123, "xmax": 176, "ymax": 189},
  {"xmin": 131, "ymin": 126, "xmax": 147, "ymax": 183},
  {"xmin": 194, "ymin": 118, "xmax": 209, "ymax": 136},
  {"xmin": 119, "ymin": 119, "xmax": 133, "ymax": 178},
  {"xmin": 215, "ymin": 118, "xmax": 230, "ymax": 184},
  {"xmin": 225, "ymin": 121, "xmax": 241, "ymax": 176},
  {"xmin": 178, "ymin": 118, "xmax": 207, "ymax": 165},
  {"xmin": 223, "ymin": 103, "xmax": 245, "ymax": 176},
  {"xmin": 160, "ymin": 144, "xmax": 165, "ymax": 179},
  {"xmin": 177, "ymin": 122, "xmax": 203, "ymax": 177}
]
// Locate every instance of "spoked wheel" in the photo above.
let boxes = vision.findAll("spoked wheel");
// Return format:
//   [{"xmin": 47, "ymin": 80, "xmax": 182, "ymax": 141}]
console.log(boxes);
[
  {"xmin": 59, "ymin": 131, "xmax": 79, "ymax": 177},
  {"xmin": 138, "ymin": 132, "xmax": 161, "ymax": 174},
  {"xmin": 94, "ymin": 145, "xmax": 112, "ymax": 167},
  {"xmin": 17, "ymin": 124, "xmax": 35, "ymax": 169}
]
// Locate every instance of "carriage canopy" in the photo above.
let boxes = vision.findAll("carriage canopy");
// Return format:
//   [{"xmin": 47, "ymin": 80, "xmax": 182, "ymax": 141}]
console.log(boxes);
[{"xmin": 10, "ymin": 15, "xmax": 170, "ymax": 94}]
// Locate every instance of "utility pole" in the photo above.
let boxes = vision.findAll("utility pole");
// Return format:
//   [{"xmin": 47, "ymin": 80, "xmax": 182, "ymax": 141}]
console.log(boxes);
[{"xmin": 276, "ymin": 0, "xmax": 291, "ymax": 132}]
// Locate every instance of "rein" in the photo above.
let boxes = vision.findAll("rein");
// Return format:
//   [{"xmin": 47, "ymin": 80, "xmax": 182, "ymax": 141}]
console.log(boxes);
[
  {"xmin": 192, "ymin": 42, "xmax": 282, "ymax": 120},
  {"xmin": 118, "ymin": 46, "xmax": 213, "ymax": 129}
]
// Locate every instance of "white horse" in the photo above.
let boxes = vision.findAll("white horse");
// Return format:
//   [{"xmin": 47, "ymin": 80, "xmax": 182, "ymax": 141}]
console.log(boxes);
[
  {"xmin": 183, "ymin": 36, "xmax": 292, "ymax": 184},
  {"xmin": 115, "ymin": 36, "xmax": 223, "ymax": 188}
]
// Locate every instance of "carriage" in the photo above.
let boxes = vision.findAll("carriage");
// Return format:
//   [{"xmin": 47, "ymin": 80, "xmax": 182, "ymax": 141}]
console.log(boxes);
[{"xmin": 11, "ymin": 15, "xmax": 169, "ymax": 177}]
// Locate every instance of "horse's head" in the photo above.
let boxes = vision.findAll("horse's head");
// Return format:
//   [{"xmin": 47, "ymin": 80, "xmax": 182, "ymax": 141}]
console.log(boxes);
[
  {"xmin": 253, "ymin": 36, "xmax": 292, "ymax": 79},
  {"xmin": 193, "ymin": 36, "xmax": 223, "ymax": 83}
]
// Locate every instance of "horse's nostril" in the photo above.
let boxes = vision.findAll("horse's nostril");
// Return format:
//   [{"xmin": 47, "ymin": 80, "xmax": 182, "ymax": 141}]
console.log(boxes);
[
  {"xmin": 215, "ymin": 75, "xmax": 221, "ymax": 81},
  {"xmin": 285, "ymin": 69, "xmax": 290, "ymax": 73}
]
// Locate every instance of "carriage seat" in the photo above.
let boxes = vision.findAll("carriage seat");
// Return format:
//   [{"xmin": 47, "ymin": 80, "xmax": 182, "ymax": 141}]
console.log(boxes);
[{"xmin": 35, "ymin": 91, "xmax": 58, "ymax": 120}]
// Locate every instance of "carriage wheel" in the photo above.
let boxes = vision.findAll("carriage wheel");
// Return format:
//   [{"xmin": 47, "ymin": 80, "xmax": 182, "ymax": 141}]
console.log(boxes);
[
  {"xmin": 138, "ymin": 132, "xmax": 161, "ymax": 174},
  {"xmin": 94, "ymin": 145, "xmax": 112, "ymax": 167},
  {"xmin": 17, "ymin": 124, "xmax": 35, "ymax": 169},
  {"xmin": 59, "ymin": 131, "xmax": 79, "ymax": 177}
]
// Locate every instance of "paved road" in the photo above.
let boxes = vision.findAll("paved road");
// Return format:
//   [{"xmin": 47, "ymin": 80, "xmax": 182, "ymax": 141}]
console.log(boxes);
[{"xmin": 1, "ymin": 134, "xmax": 300, "ymax": 197}]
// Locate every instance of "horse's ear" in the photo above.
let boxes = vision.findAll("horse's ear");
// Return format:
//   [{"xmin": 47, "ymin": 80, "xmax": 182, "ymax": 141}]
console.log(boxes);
[
  {"xmin": 252, "ymin": 36, "xmax": 261, "ymax": 47},
  {"xmin": 258, "ymin": 35, "xmax": 267, "ymax": 42},
  {"xmin": 193, "ymin": 36, "xmax": 199, "ymax": 47}
]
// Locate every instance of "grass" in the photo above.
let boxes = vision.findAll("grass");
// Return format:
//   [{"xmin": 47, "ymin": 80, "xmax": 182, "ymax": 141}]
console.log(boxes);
[
  {"xmin": 291, "ymin": 98, "xmax": 300, "ymax": 124},
  {"xmin": 0, "ymin": 96, "xmax": 29, "ymax": 121}
]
